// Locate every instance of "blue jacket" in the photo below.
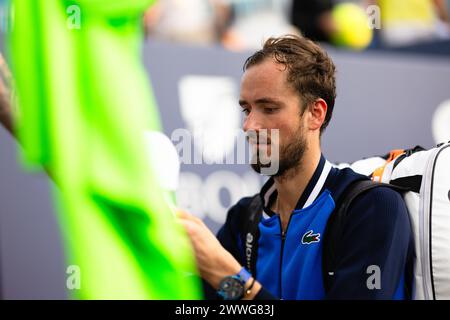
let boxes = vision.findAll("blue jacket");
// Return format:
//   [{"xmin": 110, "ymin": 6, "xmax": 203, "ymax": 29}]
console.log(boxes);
[{"xmin": 216, "ymin": 155, "xmax": 414, "ymax": 300}]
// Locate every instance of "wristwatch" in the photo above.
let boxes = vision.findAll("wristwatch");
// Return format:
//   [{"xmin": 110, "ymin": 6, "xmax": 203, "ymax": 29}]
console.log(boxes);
[{"xmin": 217, "ymin": 267, "xmax": 251, "ymax": 300}]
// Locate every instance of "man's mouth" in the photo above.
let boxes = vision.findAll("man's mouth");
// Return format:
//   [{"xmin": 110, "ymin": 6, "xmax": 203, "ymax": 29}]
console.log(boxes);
[
  {"xmin": 247, "ymin": 138, "xmax": 271, "ymax": 145},
  {"xmin": 249, "ymin": 142, "xmax": 271, "ymax": 147}
]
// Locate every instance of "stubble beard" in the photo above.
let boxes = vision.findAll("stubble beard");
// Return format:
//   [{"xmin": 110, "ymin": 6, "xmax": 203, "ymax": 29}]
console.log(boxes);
[{"xmin": 251, "ymin": 126, "xmax": 307, "ymax": 179}]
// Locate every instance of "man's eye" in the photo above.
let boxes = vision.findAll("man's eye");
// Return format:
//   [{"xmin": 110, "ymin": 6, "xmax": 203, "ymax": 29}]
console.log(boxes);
[
  {"xmin": 241, "ymin": 108, "xmax": 250, "ymax": 115},
  {"xmin": 264, "ymin": 108, "xmax": 278, "ymax": 114}
]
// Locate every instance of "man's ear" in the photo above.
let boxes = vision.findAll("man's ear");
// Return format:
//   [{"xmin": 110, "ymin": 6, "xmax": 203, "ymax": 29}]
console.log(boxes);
[{"xmin": 307, "ymin": 98, "xmax": 327, "ymax": 131}]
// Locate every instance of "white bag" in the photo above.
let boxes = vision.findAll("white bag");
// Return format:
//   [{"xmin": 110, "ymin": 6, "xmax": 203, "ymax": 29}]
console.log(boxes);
[{"xmin": 339, "ymin": 142, "xmax": 450, "ymax": 299}]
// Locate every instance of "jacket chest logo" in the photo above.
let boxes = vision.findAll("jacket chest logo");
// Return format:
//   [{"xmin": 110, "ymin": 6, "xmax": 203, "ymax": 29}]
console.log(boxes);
[{"xmin": 301, "ymin": 230, "xmax": 321, "ymax": 244}]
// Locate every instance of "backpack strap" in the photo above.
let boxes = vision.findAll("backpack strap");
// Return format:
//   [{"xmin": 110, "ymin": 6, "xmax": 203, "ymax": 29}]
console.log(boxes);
[
  {"xmin": 241, "ymin": 194, "xmax": 263, "ymax": 277},
  {"xmin": 322, "ymin": 179, "xmax": 405, "ymax": 293}
]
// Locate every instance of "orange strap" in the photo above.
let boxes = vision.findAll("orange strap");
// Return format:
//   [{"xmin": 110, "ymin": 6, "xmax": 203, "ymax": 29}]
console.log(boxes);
[{"xmin": 372, "ymin": 149, "xmax": 404, "ymax": 182}]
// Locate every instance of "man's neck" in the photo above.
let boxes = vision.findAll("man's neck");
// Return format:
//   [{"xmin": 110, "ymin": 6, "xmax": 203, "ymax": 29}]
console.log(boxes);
[{"xmin": 272, "ymin": 148, "xmax": 321, "ymax": 231}]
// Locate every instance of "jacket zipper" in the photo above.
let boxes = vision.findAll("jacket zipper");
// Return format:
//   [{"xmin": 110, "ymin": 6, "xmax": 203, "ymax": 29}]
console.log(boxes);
[{"xmin": 279, "ymin": 213, "xmax": 294, "ymax": 299}]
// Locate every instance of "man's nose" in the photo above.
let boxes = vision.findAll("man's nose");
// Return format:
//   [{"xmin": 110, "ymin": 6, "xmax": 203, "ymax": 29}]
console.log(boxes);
[{"xmin": 242, "ymin": 111, "xmax": 263, "ymax": 133}]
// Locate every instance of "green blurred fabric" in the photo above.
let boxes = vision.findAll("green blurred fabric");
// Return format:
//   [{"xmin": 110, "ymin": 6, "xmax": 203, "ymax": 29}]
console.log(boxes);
[{"xmin": 9, "ymin": 0, "xmax": 202, "ymax": 299}]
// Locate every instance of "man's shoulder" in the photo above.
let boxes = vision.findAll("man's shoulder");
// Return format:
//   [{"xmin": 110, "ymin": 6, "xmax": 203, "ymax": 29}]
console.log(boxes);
[
  {"xmin": 329, "ymin": 166, "xmax": 408, "ymax": 220},
  {"xmin": 231, "ymin": 195, "xmax": 258, "ymax": 210},
  {"xmin": 340, "ymin": 182, "xmax": 411, "ymax": 245},
  {"xmin": 358, "ymin": 184, "xmax": 405, "ymax": 202},
  {"xmin": 351, "ymin": 184, "xmax": 408, "ymax": 216},
  {"xmin": 225, "ymin": 194, "xmax": 259, "ymax": 223},
  {"xmin": 326, "ymin": 166, "xmax": 369, "ymax": 201}
]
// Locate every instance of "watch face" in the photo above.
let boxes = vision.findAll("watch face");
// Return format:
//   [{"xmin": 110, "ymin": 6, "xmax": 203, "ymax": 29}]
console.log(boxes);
[{"xmin": 218, "ymin": 276, "xmax": 245, "ymax": 300}]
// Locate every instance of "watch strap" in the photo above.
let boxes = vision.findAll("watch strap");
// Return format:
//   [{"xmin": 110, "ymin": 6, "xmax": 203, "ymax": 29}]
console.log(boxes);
[{"xmin": 237, "ymin": 267, "xmax": 251, "ymax": 283}]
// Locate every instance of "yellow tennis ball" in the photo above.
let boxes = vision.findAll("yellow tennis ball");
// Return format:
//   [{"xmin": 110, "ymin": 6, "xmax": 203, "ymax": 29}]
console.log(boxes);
[{"xmin": 331, "ymin": 3, "xmax": 373, "ymax": 50}]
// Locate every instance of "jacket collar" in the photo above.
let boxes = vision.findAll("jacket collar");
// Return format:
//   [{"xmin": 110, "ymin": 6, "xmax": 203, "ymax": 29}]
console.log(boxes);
[{"xmin": 259, "ymin": 154, "xmax": 332, "ymax": 218}]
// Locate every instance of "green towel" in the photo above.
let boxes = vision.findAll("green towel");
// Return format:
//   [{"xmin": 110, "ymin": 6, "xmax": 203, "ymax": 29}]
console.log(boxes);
[{"xmin": 9, "ymin": 0, "xmax": 202, "ymax": 299}]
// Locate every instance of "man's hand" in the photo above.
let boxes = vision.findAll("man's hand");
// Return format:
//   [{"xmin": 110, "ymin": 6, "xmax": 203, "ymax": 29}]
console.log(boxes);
[
  {"xmin": 178, "ymin": 210, "xmax": 263, "ymax": 299},
  {"xmin": 177, "ymin": 209, "xmax": 241, "ymax": 289},
  {"xmin": 0, "ymin": 52, "xmax": 14, "ymax": 134}
]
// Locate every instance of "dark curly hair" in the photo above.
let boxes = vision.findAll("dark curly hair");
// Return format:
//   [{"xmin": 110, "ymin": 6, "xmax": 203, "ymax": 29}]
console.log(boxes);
[{"xmin": 243, "ymin": 35, "xmax": 337, "ymax": 134}]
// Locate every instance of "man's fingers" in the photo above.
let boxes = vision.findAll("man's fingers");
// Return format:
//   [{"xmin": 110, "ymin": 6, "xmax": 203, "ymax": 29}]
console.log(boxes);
[
  {"xmin": 176, "ymin": 209, "xmax": 203, "ymax": 224},
  {"xmin": 178, "ymin": 218, "xmax": 196, "ymax": 235},
  {"xmin": 175, "ymin": 208, "xmax": 192, "ymax": 220},
  {"xmin": 0, "ymin": 53, "xmax": 12, "ymax": 89}
]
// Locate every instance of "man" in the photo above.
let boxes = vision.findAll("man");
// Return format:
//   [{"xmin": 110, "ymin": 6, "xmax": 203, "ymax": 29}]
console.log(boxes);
[
  {"xmin": 0, "ymin": 35, "xmax": 413, "ymax": 300},
  {"xmin": 178, "ymin": 34, "xmax": 414, "ymax": 300}
]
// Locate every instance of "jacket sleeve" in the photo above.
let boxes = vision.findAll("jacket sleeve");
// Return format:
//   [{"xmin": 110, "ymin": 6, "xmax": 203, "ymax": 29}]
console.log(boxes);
[{"xmin": 325, "ymin": 187, "xmax": 414, "ymax": 300}]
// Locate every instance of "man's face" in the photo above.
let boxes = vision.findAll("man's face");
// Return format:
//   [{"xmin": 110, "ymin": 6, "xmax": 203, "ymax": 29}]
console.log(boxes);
[{"xmin": 239, "ymin": 58, "xmax": 308, "ymax": 177}]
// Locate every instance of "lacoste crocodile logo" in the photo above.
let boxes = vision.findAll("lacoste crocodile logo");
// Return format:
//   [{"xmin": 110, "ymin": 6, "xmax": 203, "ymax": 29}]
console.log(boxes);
[{"xmin": 301, "ymin": 230, "xmax": 321, "ymax": 244}]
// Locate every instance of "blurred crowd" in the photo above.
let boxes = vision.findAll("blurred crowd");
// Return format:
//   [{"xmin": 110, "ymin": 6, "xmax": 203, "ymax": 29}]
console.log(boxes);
[
  {"xmin": 0, "ymin": 0, "xmax": 449, "ymax": 51},
  {"xmin": 143, "ymin": 0, "xmax": 450, "ymax": 51}
]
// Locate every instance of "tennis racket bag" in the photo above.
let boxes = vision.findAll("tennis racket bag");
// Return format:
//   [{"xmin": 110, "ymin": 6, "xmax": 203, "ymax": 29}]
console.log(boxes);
[{"xmin": 339, "ymin": 142, "xmax": 450, "ymax": 299}]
